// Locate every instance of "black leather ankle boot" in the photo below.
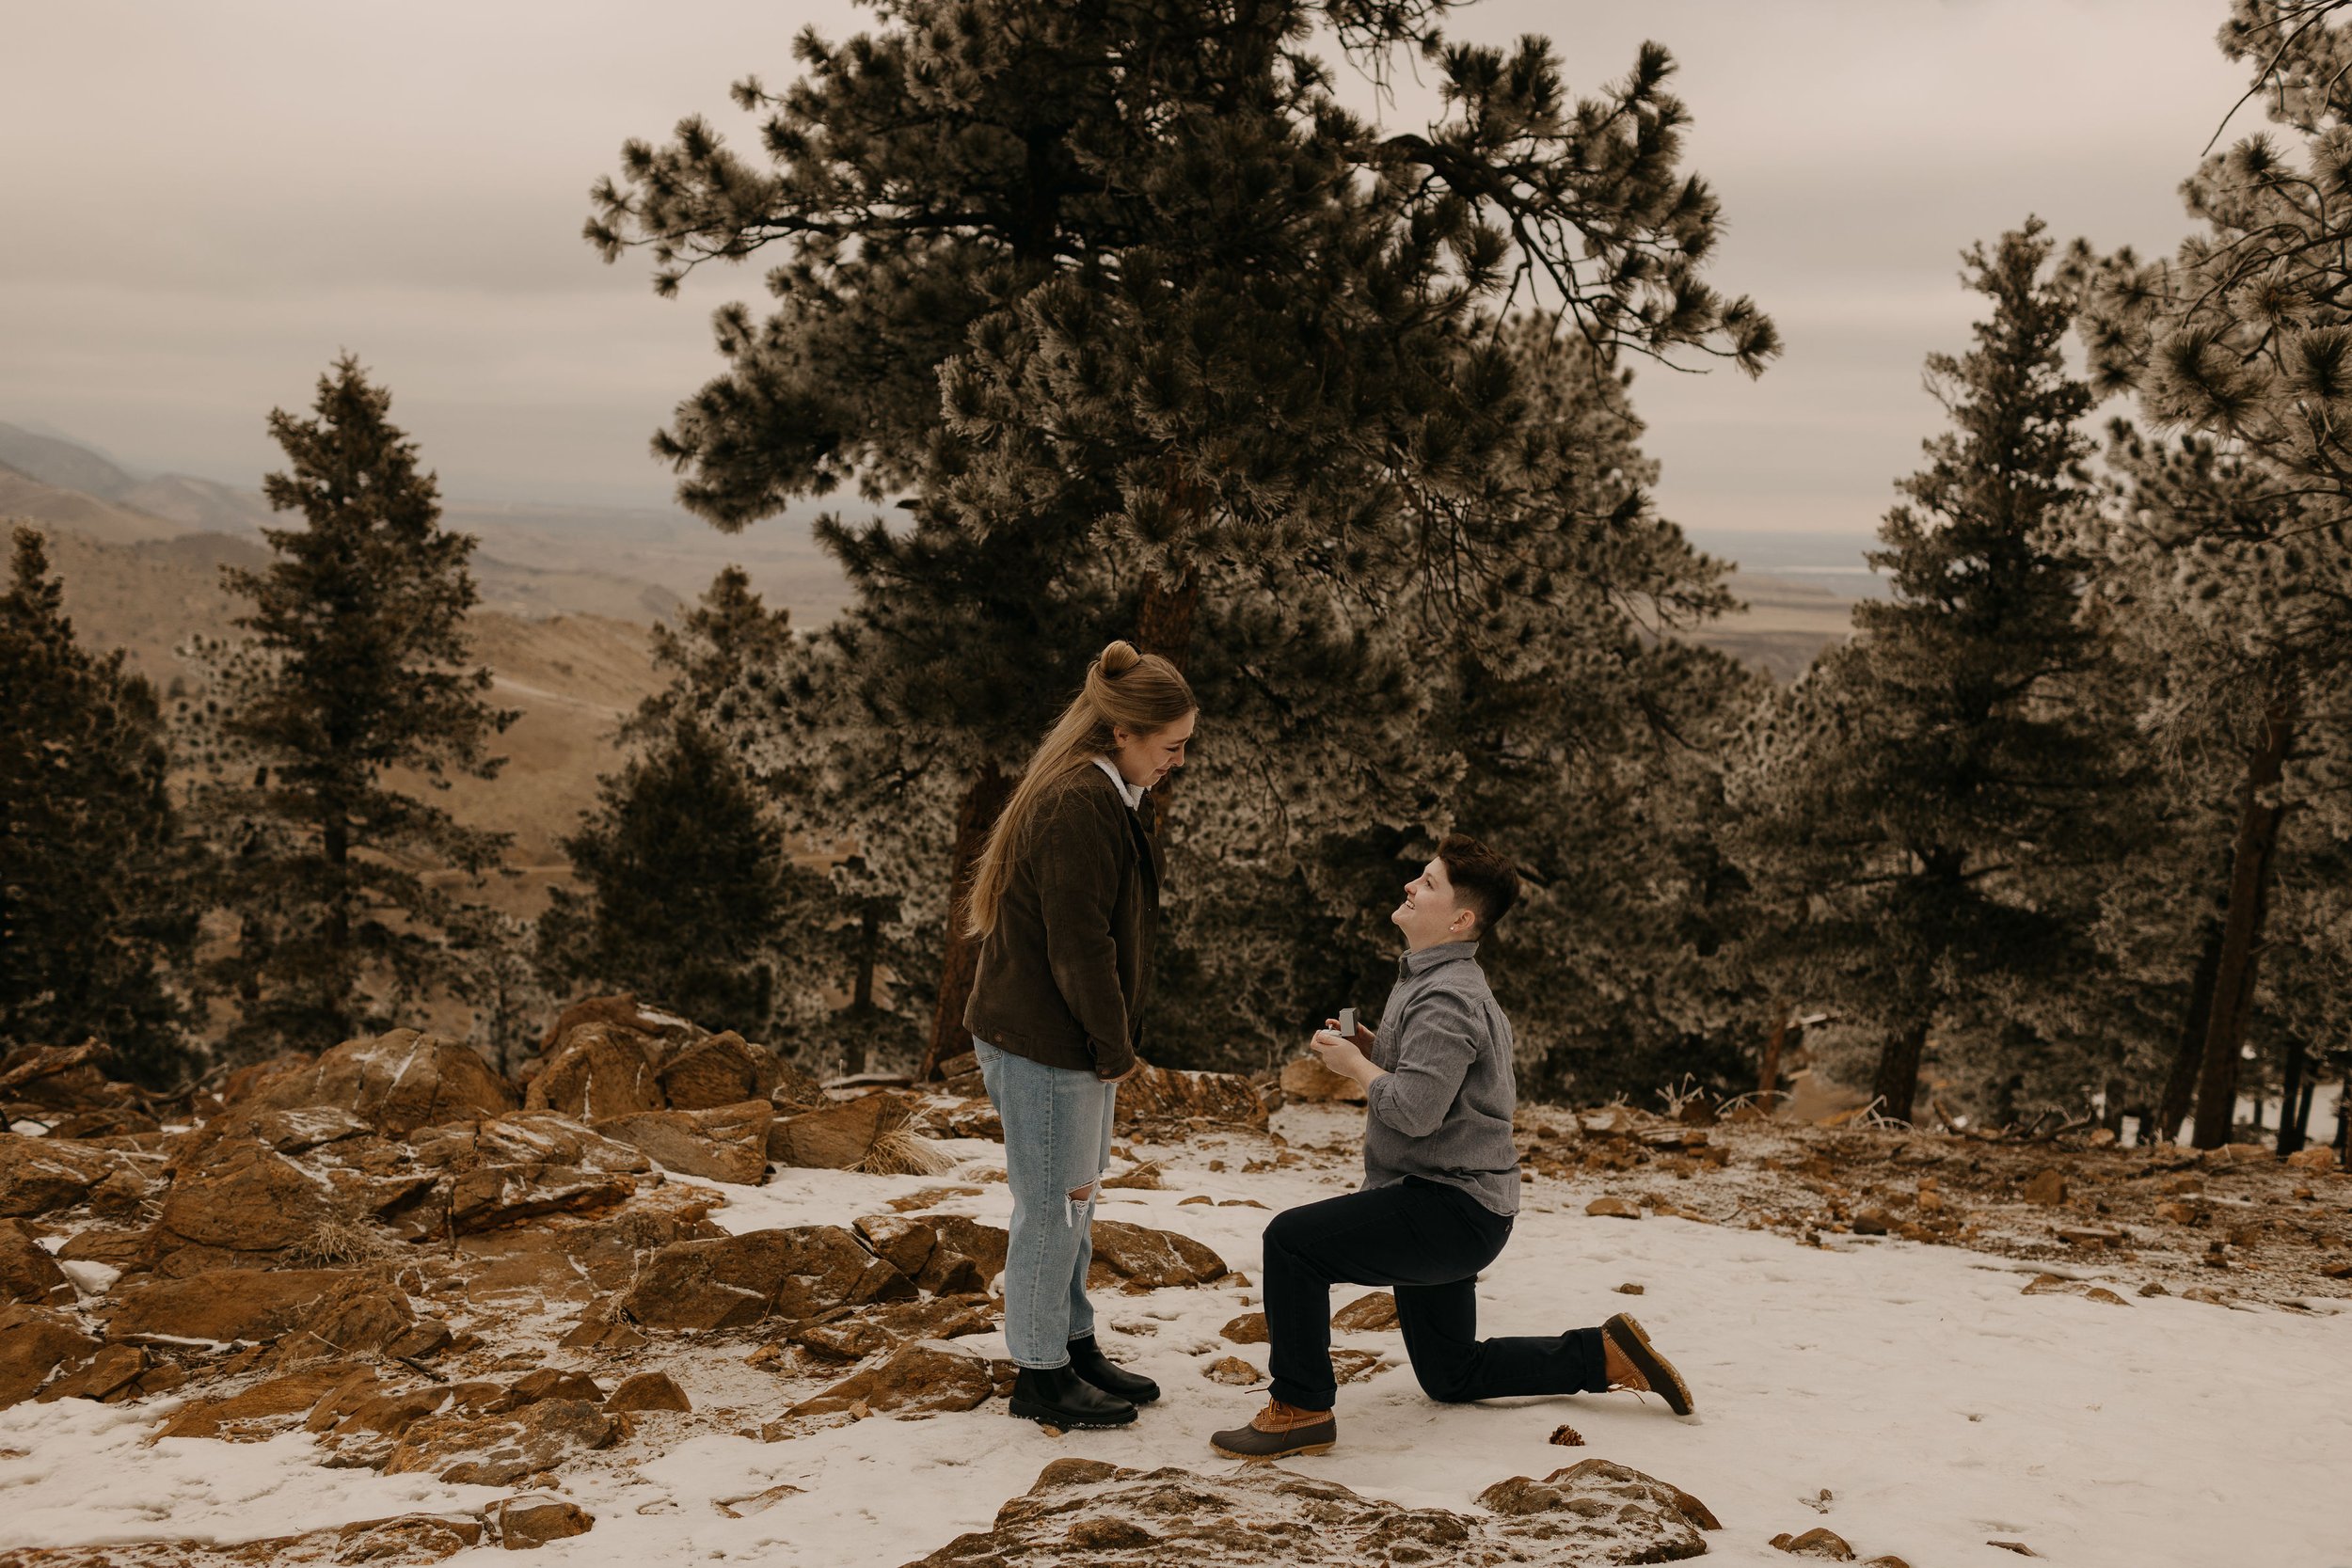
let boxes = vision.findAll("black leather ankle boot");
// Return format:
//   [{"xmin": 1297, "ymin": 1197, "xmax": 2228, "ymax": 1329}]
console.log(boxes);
[
  {"xmin": 1068, "ymin": 1334, "xmax": 1161, "ymax": 1404},
  {"xmin": 1008, "ymin": 1360, "xmax": 1137, "ymax": 1427}
]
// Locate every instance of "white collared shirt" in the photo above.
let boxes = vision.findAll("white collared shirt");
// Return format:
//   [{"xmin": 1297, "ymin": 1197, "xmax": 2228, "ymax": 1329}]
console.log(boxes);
[{"xmin": 1092, "ymin": 754, "xmax": 1147, "ymax": 811}]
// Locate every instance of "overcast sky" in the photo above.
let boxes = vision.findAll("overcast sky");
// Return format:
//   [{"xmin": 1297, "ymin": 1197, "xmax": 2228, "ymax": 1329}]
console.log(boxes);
[{"xmin": 0, "ymin": 0, "xmax": 2257, "ymax": 547}]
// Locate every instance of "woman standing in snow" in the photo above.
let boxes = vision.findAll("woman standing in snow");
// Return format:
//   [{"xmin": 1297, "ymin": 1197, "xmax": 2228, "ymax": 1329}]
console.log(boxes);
[{"xmin": 961, "ymin": 639, "xmax": 1197, "ymax": 1429}]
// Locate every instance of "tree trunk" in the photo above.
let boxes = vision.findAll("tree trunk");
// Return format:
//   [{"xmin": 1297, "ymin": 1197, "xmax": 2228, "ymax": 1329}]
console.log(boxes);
[
  {"xmin": 2158, "ymin": 915, "xmax": 2226, "ymax": 1143},
  {"xmin": 1873, "ymin": 1020, "xmax": 1931, "ymax": 1124},
  {"xmin": 2276, "ymin": 1034, "xmax": 2309, "ymax": 1156},
  {"xmin": 1757, "ymin": 1003, "xmax": 1790, "ymax": 1115},
  {"xmin": 843, "ymin": 902, "xmax": 881, "ymax": 1078},
  {"xmin": 2190, "ymin": 680, "xmax": 2296, "ymax": 1149},
  {"xmin": 1136, "ymin": 565, "xmax": 1201, "ymax": 674},
  {"xmin": 918, "ymin": 764, "xmax": 1013, "ymax": 1082},
  {"xmin": 2292, "ymin": 1074, "xmax": 2316, "ymax": 1150}
]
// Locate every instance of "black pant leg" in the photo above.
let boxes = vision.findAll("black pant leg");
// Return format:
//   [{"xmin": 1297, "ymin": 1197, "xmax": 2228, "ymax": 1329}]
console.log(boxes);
[
  {"xmin": 1260, "ymin": 1180, "xmax": 1501, "ymax": 1411},
  {"xmin": 1394, "ymin": 1278, "xmax": 1608, "ymax": 1402}
]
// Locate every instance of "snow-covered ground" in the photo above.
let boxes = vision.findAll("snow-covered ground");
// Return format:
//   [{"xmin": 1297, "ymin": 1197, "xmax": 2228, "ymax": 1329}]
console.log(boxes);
[{"xmin": 2, "ymin": 1103, "xmax": 2344, "ymax": 1566}]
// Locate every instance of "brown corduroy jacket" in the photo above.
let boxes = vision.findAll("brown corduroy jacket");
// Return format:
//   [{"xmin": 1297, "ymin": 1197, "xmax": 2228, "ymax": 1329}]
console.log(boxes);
[{"xmin": 963, "ymin": 762, "xmax": 1164, "ymax": 1079}]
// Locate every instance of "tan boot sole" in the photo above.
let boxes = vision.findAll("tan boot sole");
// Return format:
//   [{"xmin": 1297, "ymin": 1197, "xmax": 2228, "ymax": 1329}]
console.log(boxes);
[{"xmin": 1602, "ymin": 1312, "xmax": 1694, "ymax": 1416}]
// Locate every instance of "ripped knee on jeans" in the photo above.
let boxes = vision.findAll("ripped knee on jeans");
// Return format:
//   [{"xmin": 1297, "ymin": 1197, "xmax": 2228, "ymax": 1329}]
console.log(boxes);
[{"xmin": 1062, "ymin": 1176, "xmax": 1104, "ymax": 1227}]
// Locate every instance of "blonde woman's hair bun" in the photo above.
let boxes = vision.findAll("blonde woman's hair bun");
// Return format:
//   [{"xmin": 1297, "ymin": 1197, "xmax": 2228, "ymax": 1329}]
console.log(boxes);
[{"xmin": 1097, "ymin": 640, "xmax": 1142, "ymax": 678}]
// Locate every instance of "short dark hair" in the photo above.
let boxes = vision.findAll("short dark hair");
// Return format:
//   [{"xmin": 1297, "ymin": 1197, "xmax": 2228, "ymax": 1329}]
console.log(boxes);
[{"xmin": 1436, "ymin": 833, "xmax": 1520, "ymax": 936}]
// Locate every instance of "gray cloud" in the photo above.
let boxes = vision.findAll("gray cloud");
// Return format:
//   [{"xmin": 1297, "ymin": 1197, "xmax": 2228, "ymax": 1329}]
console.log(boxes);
[{"xmin": 0, "ymin": 0, "xmax": 2258, "ymax": 536}]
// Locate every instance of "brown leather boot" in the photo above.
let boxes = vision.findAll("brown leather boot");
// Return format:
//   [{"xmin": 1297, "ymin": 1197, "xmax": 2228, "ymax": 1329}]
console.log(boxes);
[
  {"xmin": 1208, "ymin": 1397, "xmax": 1336, "ymax": 1460},
  {"xmin": 1601, "ymin": 1312, "xmax": 1694, "ymax": 1415}
]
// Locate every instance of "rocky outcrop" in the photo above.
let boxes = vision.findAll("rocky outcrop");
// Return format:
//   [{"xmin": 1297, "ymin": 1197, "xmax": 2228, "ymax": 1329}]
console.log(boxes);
[
  {"xmin": 785, "ymin": 1295, "xmax": 998, "ymax": 1364},
  {"xmin": 852, "ymin": 1213, "xmax": 1008, "ymax": 1294},
  {"xmin": 405, "ymin": 1112, "xmax": 651, "ymax": 1234},
  {"xmin": 233, "ymin": 1029, "xmax": 519, "ymax": 1136},
  {"xmin": 101, "ymin": 1267, "xmax": 410, "ymax": 1349},
  {"xmin": 906, "ymin": 1456, "xmax": 1714, "ymax": 1566},
  {"xmin": 771, "ymin": 1093, "xmax": 914, "ymax": 1169},
  {"xmin": 618, "ymin": 1225, "xmax": 914, "ymax": 1331},
  {"xmin": 657, "ymin": 1031, "xmax": 779, "ymax": 1111},
  {"xmin": 525, "ymin": 1022, "xmax": 664, "ymax": 1123},
  {"xmin": 0, "ymin": 1303, "xmax": 100, "ymax": 1406},
  {"xmin": 0, "ymin": 1134, "xmax": 141, "ymax": 1217},
  {"xmin": 1086, "ymin": 1221, "xmax": 1228, "ymax": 1291},
  {"xmin": 1, "ymin": 1219, "xmax": 73, "ymax": 1306},
  {"xmin": 385, "ymin": 1397, "xmax": 619, "ymax": 1486},
  {"xmin": 594, "ymin": 1101, "xmax": 772, "ymax": 1184},
  {"xmin": 786, "ymin": 1340, "xmax": 1010, "ymax": 1423},
  {"xmin": 1115, "ymin": 1065, "xmax": 1268, "ymax": 1129}
]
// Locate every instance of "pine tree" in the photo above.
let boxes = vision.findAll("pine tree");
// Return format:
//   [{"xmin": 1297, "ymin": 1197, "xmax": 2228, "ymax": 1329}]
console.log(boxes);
[
  {"xmin": 1729, "ymin": 224, "xmax": 2139, "ymax": 1125},
  {"xmin": 538, "ymin": 718, "xmax": 812, "ymax": 1040},
  {"xmin": 177, "ymin": 356, "xmax": 516, "ymax": 1058},
  {"xmin": 2072, "ymin": 1, "xmax": 2352, "ymax": 1145},
  {"xmin": 0, "ymin": 526, "xmax": 202, "ymax": 1085},
  {"xmin": 543, "ymin": 565, "xmax": 841, "ymax": 1052},
  {"xmin": 586, "ymin": 0, "xmax": 1777, "ymax": 1075}
]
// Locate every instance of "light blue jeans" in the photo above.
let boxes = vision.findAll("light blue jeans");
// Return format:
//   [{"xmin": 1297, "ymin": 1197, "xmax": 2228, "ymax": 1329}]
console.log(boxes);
[{"xmin": 972, "ymin": 1037, "xmax": 1117, "ymax": 1369}]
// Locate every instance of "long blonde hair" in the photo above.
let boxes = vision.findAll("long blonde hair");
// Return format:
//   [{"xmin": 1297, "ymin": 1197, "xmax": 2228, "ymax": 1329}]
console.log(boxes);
[{"xmin": 964, "ymin": 640, "xmax": 1196, "ymax": 939}]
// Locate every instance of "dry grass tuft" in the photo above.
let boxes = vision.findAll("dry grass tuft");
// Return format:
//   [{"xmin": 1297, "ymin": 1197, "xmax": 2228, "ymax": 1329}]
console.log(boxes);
[
  {"xmin": 856, "ymin": 1127, "xmax": 961, "ymax": 1177},
  {"xmin": 286, "ymin": 1211, "xmax": 396, "ymax": 1268}
]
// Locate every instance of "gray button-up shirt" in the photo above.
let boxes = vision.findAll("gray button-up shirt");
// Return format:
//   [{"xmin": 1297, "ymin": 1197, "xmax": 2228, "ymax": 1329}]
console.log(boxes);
[{"xmin": 1360, "ymin": 939, "xmax": 1520, "ymax": 1216}]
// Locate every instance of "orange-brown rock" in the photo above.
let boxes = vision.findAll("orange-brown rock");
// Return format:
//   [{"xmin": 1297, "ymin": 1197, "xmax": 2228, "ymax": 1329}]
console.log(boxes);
[
  {"xmin": 1220, "ymin": 1311, "xmax": 1269, "ymax": 1344},
  {"xmin": 525, "ymin": 1022, "xmax": 662, "ymax": 1123},
  {"xmin": 1332, "ymin": 1291, "xmax": 1398, "ymax": 1332},
  {"xmin": 1115, "ymin": 1064, "xmax": 1268, "ymax": 1128},
  {"xmin": 769, "ymin": 1093, "xmax": 910, "ymax": 1169},
  {"xmin": 497, "ymin": 1496, "xmax": 596, "ymax": 1549},
  {"xmin": 911, "ymin": 1458, "xmax": 1710, "ymax": 1567},
  {"xmin": 385, "ymin": 1397, "xmax": 619, "ymax": 1487},
  {"xmin": 786, "ymin": 1295, "xmax": 997, "ymax": 1363},
  {"xmin": 153, "ymin": 1137, "xmax": 338, "ymax": 1259},
  {"xmin": 156, "ymin": 1364, "xmax": 364, "ymax": 1439},
  {"xmin": 657, "ymin": 1031, "xmax": 778, "ymax": 1111},
  {"xmin": 1086, "ymin": 1220, "xmax": 1227, "ymax": 1291},
  {"xmin": 619, "ymin": 1225, "xmax": 914, "ymax": 1331},
  {"xmin": 1, "ymin": 1218, "xmax": 73, "ymax": 1306},
  {"xmin": 0, "ymin": 1133, "xmax": 135, "ymax": 1217},
  {"xmin": 101, "ymin": 1266, "xmax": 379, "ymax": 1345},
  {"xmin": 604, "ymin": 1370, "xmax": 691, "ymax": 1413},
  {"xmin": 1279, "ymin": 1056, "xmax": 1367, "ymax": 1104},
  {"xmin": 594, "ymin": 1101, "xmax": 771, "ymax": 1185},
  {"xmin": 405, "ymin": 1113, "xmax": 650, "ymax": 1235},
  {"xmin": 785, "ymin": 1340, "xmax": 1004, "ymax": 1420},
  {"xmin": 0, "ymin": 1304, "xmax": 101, "ymax": 1406},
  {"xmin": 234, "ymin": 1029, "xmax": 518, "ymax": 1136},
  {"xmin": 1772, "ymin": 1525, "xmax": 1857, "ymax": 1559},
  {"xmin": 850, "ymin": 1212, "xmax": 1006, "ymax": 1294}
]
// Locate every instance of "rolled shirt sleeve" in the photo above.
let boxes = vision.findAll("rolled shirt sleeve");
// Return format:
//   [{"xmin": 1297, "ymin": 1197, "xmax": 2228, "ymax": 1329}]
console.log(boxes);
[{"xmin": 1365, "ymin": 992, "xmax": 1481, "ymax": 1138}]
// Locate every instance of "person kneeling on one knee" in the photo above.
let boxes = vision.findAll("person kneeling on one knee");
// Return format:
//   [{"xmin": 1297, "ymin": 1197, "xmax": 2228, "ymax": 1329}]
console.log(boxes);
[{"xmin": 1211, "ymin": 834, "xmax": 1695, "ymax": 1462}]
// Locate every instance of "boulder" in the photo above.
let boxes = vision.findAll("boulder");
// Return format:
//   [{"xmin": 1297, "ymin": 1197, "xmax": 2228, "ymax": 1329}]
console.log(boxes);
[
  {"xmin": 2022, "ymin": 1168, "xmax": 2067, "ymax": 1206},
  {"xmin": 0, "ymin": 1041, "xmax": 134, "ymax": 1111},
  {"xmin": 1087, "ymin": 1221, "xmax": 1228, "ymax": 1291},
  {"xmin": 619, "ymin": 1225, "xmax": 914, "ymax": 1331},
  {"xmin": 385, "ymin": 1397, "xmax": 619, "ymax": 1487},
  {"xmin": 497, "ymin": 1497, "xmax": 596, "ymax": 1550},
  {"xmin": 154, "ymin": 1136, "xmax": 339, "ymax": 1258},
  {"xmin": 787, "ymin": 1296, "xmax": 997, "ymax": 1363},
  {"xmin": 851, "ymin": 1212, "xmax": 1006, "ymax": 1294},
  {"xmin": 0, "ymin": 1133, "xmax": 134, "ymax": 1217},
  {"xmin": 770, "ymin": 1093, "xmax": 912, "ymax": 1169},
  {"xmin": 1115, "ymin": 1065, "xmax": 1268, "ymax": 1129},
  {"xmin": 102, "ymin": 1266, "xmax": 377, "ymax": 1345},
  {"xmin": 406, "ymin": 1112, "xmax": 651, "ymax": 1234},
  {"xmin": 605, "ymin": 1370, "xmax": 691, "ymax": 1413},
  {"xmin": 155, "ymin": 1364, "xmax": 365, "ymax": 1439},
  {"xmin": 35, "ymin": 1341, "xmax": 155, "ymax": 1402},
  {"xmin": 1220, "ymin": 1311, "xmax": 1269, "ymax": 1344},
  {"xmin": 1332, "ymin": 1291, "xmax": 1398, "ymax": 1332},
  {"xmin": 657, "ymin": 1031, "xmax": 778, "ymax": 1111},
  {"xmin": 1771, "ymin": 1526, "xmax": 1857, "ymax": 1560},
  {"xmin": 1278, "ymin": 1056, "xmax": 1367, "ymax": 1104},
  {"xmin": 0, "ymin": 1304, "xmax": 100, "ymax": 1407},
  {"xmin": 594, "ymin": 1100, "xmax": 772, "ymax": 1185},
  {"xmin": 908, "ymin": 1457, "xmax": 1711, "ymax": 1567},
  {"xmin": 0, "ymin": 1219, "xmax": 73, "ymax": 1306},
  {"xmin": 236, "ymin": 1029, "xmax": 518, "ymax": 1136},
  {"xmin": 525, "ymin": 1022, "xmax": 662, "ymax": 1123},
  {"xmin": 785, "ymin": 1340, "xmax": 1005, "ymax": 1420},
  {"xmin": 1585, "ymin": 1196, "xmax": 1642, "ymax": 1219}
]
